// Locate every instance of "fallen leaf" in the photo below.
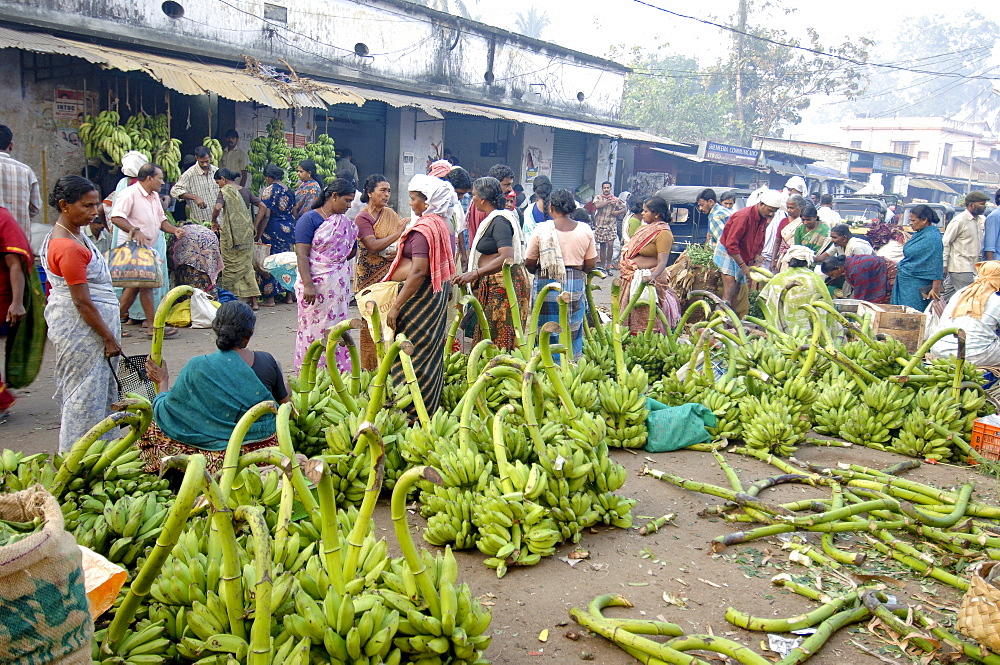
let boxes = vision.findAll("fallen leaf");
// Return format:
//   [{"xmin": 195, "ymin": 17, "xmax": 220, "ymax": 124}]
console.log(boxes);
[
  {"xmin": 568, "ymin": 550, "xmax": 590, "ymax": 560},
  {"xmin": 538, "ymin": 629, "xmax": 548, "ymax": 642},
  {"xmin": 565, "ymin": 630, "xmax": 580, "ymax": 641},
  {"xmin": 662, "ymin": 591, "xmax": 688, "ymax": 608}
]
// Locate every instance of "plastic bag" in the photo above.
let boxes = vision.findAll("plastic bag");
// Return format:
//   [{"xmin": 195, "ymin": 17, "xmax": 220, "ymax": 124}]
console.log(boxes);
[
  {"xmin": 252, "ymin": 242, "xmax": 271, "ymax": 271},
  {"xmin": 644, "ymin": 399, "xmax": 717, "ymax": 453},
  {"xmin": 109, "ymin": 241, "xmax": 161, "ymax": 288},
  {"xmin": 166, "ymin": 289, "xmax": 220, "ymax": 328},
  {"xmin": 79, "ymin": 546, "xmax": 127, "ymax": 620},
  {"xmin": 357, "ymin": 281, "xmax": 402, "ymax": 341}
]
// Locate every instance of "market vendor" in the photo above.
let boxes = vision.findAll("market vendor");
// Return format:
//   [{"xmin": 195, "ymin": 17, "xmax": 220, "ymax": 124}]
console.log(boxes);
[
  {"xmin": 815, "ymin": 224, "xmax": 874, "ymax": 263},
  {"xmin": 820, "ymin": 254, "xmax": 891, "ymax": 303},
  {"xmin": 758, "ymin": 245, "xmax": 833, "ymax": 332},
  {"xmin": 929, "ymin": 261, "xmax": 1000, "ymax": 366},
  {"xmin": 713, "ymin": 189, "xmax": 784, "ymax": 316},
  {"xmin": 137, "ymin": 300, "xmax": 289, "ymax": 473}
]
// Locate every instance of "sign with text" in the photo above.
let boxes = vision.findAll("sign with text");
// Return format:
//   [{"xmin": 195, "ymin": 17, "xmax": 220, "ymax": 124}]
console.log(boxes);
[{"xmin": 698, "ymin": 141, "xmax": 761, "ymax": 167}]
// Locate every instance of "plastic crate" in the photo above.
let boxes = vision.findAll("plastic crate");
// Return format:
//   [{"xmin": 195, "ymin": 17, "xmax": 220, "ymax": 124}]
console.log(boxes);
[{"xmin": 970, "ymin": 419, "xmax": 1000, "ymax": 462}]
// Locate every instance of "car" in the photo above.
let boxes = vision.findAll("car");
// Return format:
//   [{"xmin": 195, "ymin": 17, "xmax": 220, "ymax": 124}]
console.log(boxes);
[
  {"xmin": 896, "ymin": 202, "xmax": 955, "ymax": 230},
  {"xmin": 832, "ymin": 197, "xmax": 888, "ymax": 226}
]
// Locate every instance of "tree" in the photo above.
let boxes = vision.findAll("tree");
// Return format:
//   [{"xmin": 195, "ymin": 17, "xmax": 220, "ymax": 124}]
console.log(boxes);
[
  {"xmin": 514, "ymin": 8, "xmax": 550, "ymax": 40},
  {"xmin": 615, "ymin": 48, "xmax": 735, "ymax": 143},
  {"xmin": 718, "ymin": 8, "xmax": 873, "ymax": 142}
]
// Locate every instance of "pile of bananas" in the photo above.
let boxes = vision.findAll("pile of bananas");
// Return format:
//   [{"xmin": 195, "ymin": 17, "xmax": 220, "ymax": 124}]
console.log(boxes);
[
  {"xmin": 249, "ymin": 117, "xmax": 291, "ymax": 193},
  {"xmin": 154, "ymin": 138, "xmax": 183, "ymax": 182},
  {"xmin": 202, "ymin": 137, "xmax": 223, "ymax": 165},
  {"xmin": 123, "ymin": 112, "xmax": 170, "ymax": 157},
  {"xmin": 293, "ymin": 133, "xmax": 339, "ymax": 188},
  {"xmin": 79, "ymin": 111, "xmax": 135, "ymax": 164},
  {"xmin": 92, "ymin": 620, "xmax": 170, "ymax": 665},
  {"xmin": 72, "ymin": 491, "xmax": 173, "ymax": 566},
  {"xmin": 597, "ymin": 364, "xmax": 650, "ymax": 448},
  {"xmin": 79, "ymin": 111, "xmax": 182, "ymax": 180},
  {"xmin": 891, "ymin": 387, "xmax": 984, "ymax": 461}
]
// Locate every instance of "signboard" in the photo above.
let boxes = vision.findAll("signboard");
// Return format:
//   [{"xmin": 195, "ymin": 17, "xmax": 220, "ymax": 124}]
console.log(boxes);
[
  {"xmin": 698, "ymin": 141, "xmax": 760, "ymax": 167},
  {"xmin": 54, "ymin": 88, "xmax": 95, "ymax": 148},
  {"xmin": 875, "ymin": 155, "xmax": 906, "ymax": 172},
  {"xmin": 402, "ymin": 152, "xmax": 415, "ymax": 176},
  {"xmin": 284, "ymin": 133, "xmax": 308, "ymax": 149}
]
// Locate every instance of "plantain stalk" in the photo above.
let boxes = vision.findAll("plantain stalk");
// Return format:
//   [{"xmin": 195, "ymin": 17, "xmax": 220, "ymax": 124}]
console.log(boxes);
[
  {"xmin": 218, "ymin": 400, "xmax": 278, "ymax": 501},
  {"xmin": 557, "ymin": 290, "xmax": 574, "ymax": 368},
  {"xmin": 775, "ymin": 606, "xmax": 870, "ymax": 665},
  {"xmin": 201, "ymin": 472, "xmax": 248, "ymax": 639},
  {"xmin": 233, "ymin": 505, "xmax": 273, "ymax": 665},
  {"xmin": 314, "ymin": 459, "xmax": 345, "ymax": 593},
  {"xmin": 585, "ymin": 270, "xmax": 607, "ymax": 342},
  {"xmin": 105, "ymin": 453, "xmax": 206, "ymax": 648},
  {"xmin": 538, "ymin": 321, "xmax": 579, "ymax": 417},
  {"xmin": 502, "ymin": 261, "xmax": 526, "ymax": 350},
  {"xmin": 527, "ymin": 282, "xmax": 562, "ymax": 350},
  {"xmin": 725, "ymin": 591, "xmax": 857, "ymax": 632},
  {"xmin": 399, "ymin": 343, "xmax": 430, "ymax": 427},
  {"xmin": 570, "ymin": 606, "xmax": 710, "ymax": 665},
  {"xmin": 363, "ymin": 298, "xmax": 387, "ymax": 366},
  {"xmin": 900, "ymin": 327, "xmax": 961, "ymax": 376},
  {"xmin": 610, "ymin": 279, "xmax": 627, "ymax": 377},
  {"xmin": 52, "ymin": 411, "xmax": 142, "ymax": 497},
  {"xmin": 324, "ymin": 320, "xmax": 360, "ymax": 411},
  {"xmin": 150, "ymin": 285, "xmax": 194, "ymax": 388},
  {"xmin": 493, "ymin": 404, "xmax": 518, "ymax": 493},
  {"xmin": 638, "ymin": 514, "xmax": 675, "ymax": 535},
  {"xmin": 443, "ymin": 304, "xmax": 463, "ymax": 359},
  {"xmin": 275, "ymin": 403, "xmax": 319, "ymax": 516},
  {"xmin": 666, "ymin": 634, "xmax": 771, "ymax": 665},
  {"xmin": 391, "ymin": 466, "xmax": 444, "ymax": 619},
  {"xmin": 460, "ymin": 294, "xmax": 491, "ymax": 343},
  {"xmin": 343, "ymin": 423, "xmax": 386, "ymax": 582}
]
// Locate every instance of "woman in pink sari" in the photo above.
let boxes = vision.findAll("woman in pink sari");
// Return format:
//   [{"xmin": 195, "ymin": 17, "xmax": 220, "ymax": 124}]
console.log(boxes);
[{"xmin": 294, "ymin": 179, "xmax": 358, "ymax": 372}]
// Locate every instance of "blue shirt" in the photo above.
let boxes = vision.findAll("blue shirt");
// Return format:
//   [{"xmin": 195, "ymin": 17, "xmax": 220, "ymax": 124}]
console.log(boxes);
[
  {"xmin": 295, "ymin": 209, "xmax": 326, "ymax": 245},
  {"xmin": 984, "ymin": 208, "xmax": 1000, "ymax": 256}
]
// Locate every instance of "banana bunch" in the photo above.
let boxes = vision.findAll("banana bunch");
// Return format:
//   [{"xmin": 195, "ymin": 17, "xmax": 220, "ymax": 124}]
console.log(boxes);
[
  {"xmin": 202, "ymin": 137, "xmax": 223, "ymax": 165},
  {"xmin": 379, "ymin": 548, "xmax": 492, "ymax": 663},
  {"xmin": 284, "ymin": 133, "xmax": 339, "ymax": 189},
  {"xmin": 866, "ymin": 337, "xmax": 910, "ymax": 378},
  {"xmin": 153, "ymin": 137, "xmax": 182, "ymax": 182},
  {"xmin": 592, "ymin": 491, "xmax": 636, "ymax": 528},
  {"xmin": 400, "ymin": 411, "xmax": 461, "ymax": 466},
  {"xmin": 0, "ymin": 454, "xmax": 56, "ymax": 492},
  {"xmin": 0, "ymin": 449, "xmax": 47, "ymax": 474},
  {"xmin": 92, "ymin": 620, "xmax": 170, "ymax": 665},
  {"xmin": 422, "ymin": 487, "xmax": 481, "ymax": 549},
  {"xmin": 149, "ymin": 548, "xmax": 217, "ymax": 608},
  {"xmin": 700, "ymin": 388, "xmax": 741, "ymax": 441},
  {"xmin": 475, "ymin": 417, "xmax": 534, "ymax": 465},
  {"xmin": 426, "ymin": 441, "xmax": 493, "ymax": 491},
  {"xmin": 227, "ymin": 465, "xmax": 283, "ymax": 520},
  {"xmin": 842, "ymin": 380, "xmax": 914, "ymax": 447},
  {"xmin": 740, "ymin": 393, "xmax": 801, "ymax": 456},
  {"xmin": 623, "ymin": 330, "xmax": 693, "ymax": 382},
  {"xmin": 588, "ymin": 450, "xmax": 627, "ymax": 495},
  {"xmin": 756, "ymin": 350, "xmax": 798, "ymax": 384},
  {"xmin": 473, "ymin": 486, "xmax": 556, "ymax": 576},
  {"xmin": 175, "ymin": 590, "xmax": 256, "ymax": 660},
  {"xmin": 582, "ymin": 334, "xmax": 615, "ymax": 377},
  {"xmin": 283, "ymin": 586, "xmax": 401, "ymax": 665},
  {"xmin": 650, "ymin": 370, "xmax": 711, "ymax": 407},
  {"xmin": 536, "ymin": 442, "xmax": 593, "ymax": 494},
  {"xmin": 922, "ymin": 357, "xmax": 988, "ymax": 390},
  {"xmin": 545, "ymin": 490, "xmax": 600, "ymax": 543},
  {"xmin": 598, "ymin": 364, "xmax": 650, "ymax": 448},
  {"xmin": 441, "ymin": 351, "xmax": 469, "ymax": 412},
  {"xmin": 891, "ymin": 387, "xmax": 980, "ymax": 461},
  {"xmin": 79, "ymin": 110, "xmax": 129, "ymax": 163},
  {"xmin": 811, "ymin": 382, "xmax": 857, "ymax": 435},
  {"xmin": 75, "ymin": 491, "xmax": 172, "ymax": 565}
]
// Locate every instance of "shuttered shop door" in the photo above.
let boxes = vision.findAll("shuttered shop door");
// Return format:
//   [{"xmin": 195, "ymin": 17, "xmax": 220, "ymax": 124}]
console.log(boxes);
[{"xmin": 550, "ymin": 130, "xmax": 587, "ymax": 191}]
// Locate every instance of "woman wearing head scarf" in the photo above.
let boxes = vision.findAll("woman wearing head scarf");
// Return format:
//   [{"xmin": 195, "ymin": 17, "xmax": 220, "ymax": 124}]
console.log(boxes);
[
  {"xmin": 294, "ymin": 179, "xmax": 358, "ymax": 372},
  {"xmin": 256, "ymin": 164, "xmax": 297, "ymax": 305},
  {"xmin": 891, "ymin": 204, "xmax": 944, "ymax": 311},
  {"xmin": 618, "ymin": 196, "xmax": 680, "ymax": 334},
  {"xmin": 768, "ymin": 194, "xmax": 805, "ymax": 271},
  {"xmin": 930, "ymin": 261, "xmax": 1000, "ymax": 364},
  {"xmin": 453, "ymin": 176, "xmax": 528, "ymax": 350},
  {"xmin": 385, "ymin": 174, "xmax": 456, "ymax": 414},
  {"xmin": 758, "ymin": 245, "xmax": 834, "ymax": 332},
  {"xmin": 355, "ymin": 174, "xmax": 405, "ymax": 369}
]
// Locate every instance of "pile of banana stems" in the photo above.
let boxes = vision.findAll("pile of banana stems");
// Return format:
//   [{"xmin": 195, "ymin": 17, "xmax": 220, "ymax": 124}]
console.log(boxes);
[{"xmin": 631, "ymin": 453, "xmax": 1000, "ymax": 663}]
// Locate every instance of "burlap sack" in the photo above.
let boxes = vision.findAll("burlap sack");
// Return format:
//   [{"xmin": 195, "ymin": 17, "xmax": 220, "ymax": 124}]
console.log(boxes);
[{"xmin": 0, "ymin": 485, "xmax": 93, "ymax": 665}]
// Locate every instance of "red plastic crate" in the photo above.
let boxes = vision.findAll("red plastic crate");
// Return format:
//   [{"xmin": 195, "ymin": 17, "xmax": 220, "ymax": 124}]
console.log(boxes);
[{"xmin": 970, "ymin": 419, "xmax": 1000, "ymax": 462}]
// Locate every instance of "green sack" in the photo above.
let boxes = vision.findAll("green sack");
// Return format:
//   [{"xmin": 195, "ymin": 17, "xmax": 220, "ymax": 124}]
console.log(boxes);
[
  {"xmin": 5, "ymin": 259, "xmax": 47, "ymax": 388},
  {"xmin": 644, "ymin": 398, "xmax": 717, "ymax": 453}
]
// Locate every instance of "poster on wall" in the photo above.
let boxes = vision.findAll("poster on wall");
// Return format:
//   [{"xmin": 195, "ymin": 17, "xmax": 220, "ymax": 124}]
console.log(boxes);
[
  {"xmin": 403, "ymin": 152, "xmax": 415, "ymax": 176},
  {"xmin": 54, "ymin": 88, "xmax": 94, "ymax": 148}
]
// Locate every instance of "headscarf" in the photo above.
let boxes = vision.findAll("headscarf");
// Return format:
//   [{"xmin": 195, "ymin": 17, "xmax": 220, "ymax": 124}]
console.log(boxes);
[
  {"xmin": 121, "ymin": 150, "xmax": 149, "ymax": 178},
  {"xmin": 784, "ymin": 176, "xmax": 807, "ymax": 194},
  {"xmin": 953, "ymin": 261, "xmax": 1000, "ymax": 319},
  {"xmin": 783, "ymin": 244, "xmax": 815, "ymax": 265},
  {"xmin": 407, "ymin": 174, "xmax": 453, "ymax": 217},
  {"xmin": 427, "ymin": 160, "xmax": 453, "ymax": 178},
  {"xmin": 758, "ymin": 189, "xmax": 787, "ymax": 210}
]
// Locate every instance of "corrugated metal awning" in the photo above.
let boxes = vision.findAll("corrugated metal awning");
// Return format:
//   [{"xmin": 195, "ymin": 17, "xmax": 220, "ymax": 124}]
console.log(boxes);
[
  {"xmin": 908, "ymin": 178, "xmax": 958, "ymax": 194},
  {"xmin": 0, "ymin": 27, "xmax": 364, "ymax": 109},
  {"xmin": 333, "ymin": 83, "xmax": 680, "ymax": 144}
]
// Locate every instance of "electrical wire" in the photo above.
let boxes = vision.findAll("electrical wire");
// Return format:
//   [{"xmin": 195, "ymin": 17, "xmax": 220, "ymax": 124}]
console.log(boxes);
[{"xmin": 630, "ymin": 0, "xmax": 1000, "ymax": 81}]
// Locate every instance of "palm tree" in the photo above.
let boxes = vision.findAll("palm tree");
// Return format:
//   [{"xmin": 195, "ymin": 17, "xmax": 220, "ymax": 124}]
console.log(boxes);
[{"xmin": 514, "ymin": 8, "xmax": 550, "ymax": 39}]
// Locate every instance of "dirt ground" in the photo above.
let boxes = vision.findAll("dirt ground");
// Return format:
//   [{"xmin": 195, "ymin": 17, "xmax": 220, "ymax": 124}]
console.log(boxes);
[{"xmin": 4, "ymin": 280, "xmax": 997, "ymax": 665}]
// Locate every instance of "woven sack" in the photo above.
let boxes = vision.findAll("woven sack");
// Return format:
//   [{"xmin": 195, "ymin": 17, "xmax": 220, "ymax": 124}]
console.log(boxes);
[
  {"xmin": 0, "ymin": 485, "xmax": 93, "ymax": 664},
  {"xmin": 957, "ymin": 561, "xmax": 1000, "ymax": 652}
]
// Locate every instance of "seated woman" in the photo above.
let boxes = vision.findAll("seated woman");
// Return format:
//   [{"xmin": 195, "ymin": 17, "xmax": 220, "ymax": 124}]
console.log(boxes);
[
  {"xmin": 820, "ymin": 254, "xmax": 890, "ymax": 303},
  {"xmin": 138, "ymin": 300, "xmax": 289, "ymax": 473},
  {"xmin": 759, "ymin": 245, "xmax": 833, "ymax": 333},
  {"xmin": 930, "ymin": 261, "xmax": 1000, "ymax": 366}
]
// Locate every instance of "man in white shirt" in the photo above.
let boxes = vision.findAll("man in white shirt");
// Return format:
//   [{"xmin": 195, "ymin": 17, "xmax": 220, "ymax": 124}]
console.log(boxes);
[
  {"xmin": 942, "ymin": 191, "xmax": 989, "ymax": 298},
  {"xmin": 817, "ymin": 193, "xmax": 842, "ymax": 226},
  {"xmin": 0, "ymin": 125, "xmax": 41, "ymax": 238}
]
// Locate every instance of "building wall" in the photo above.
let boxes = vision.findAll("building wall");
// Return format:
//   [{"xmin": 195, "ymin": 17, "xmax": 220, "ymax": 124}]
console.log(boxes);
[
  {"xmin": 443, "ymin": 117, "xmax": 513, "ymax": 179},
  {"xmin": 2, "ymin": 0, "xmax": 626, "ymax": 121},
  {"xmin": 519, "ymin": 124, "xmax": 554, "ymax": 187},
  {"xmin": 395, "ymin": 108, "xmax": 444, "ymax": 216},
  {"xmin": 755, "ymin": 138, "xmax": 848, "ymax": 175}
]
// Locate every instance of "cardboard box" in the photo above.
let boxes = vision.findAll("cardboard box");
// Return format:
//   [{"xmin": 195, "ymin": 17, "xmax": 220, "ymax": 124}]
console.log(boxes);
[{"xmin": 833, "ymin": 299, "xmax": 926, "ymax": 353}]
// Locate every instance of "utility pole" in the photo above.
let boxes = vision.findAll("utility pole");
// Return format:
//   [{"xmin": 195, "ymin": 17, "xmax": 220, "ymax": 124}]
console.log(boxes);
[{"xmin": 734, "ymin": 0, "xmax": 748, "ymax": 145}]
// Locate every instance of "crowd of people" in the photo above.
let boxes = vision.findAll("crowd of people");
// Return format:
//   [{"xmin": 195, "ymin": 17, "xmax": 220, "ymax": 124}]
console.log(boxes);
[{"xmin": 4, "ymin": 117, "xmax": 1000, "ymax": 466}]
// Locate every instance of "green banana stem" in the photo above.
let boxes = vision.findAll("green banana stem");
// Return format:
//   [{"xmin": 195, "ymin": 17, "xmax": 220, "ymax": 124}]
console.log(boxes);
[
  {"xmin": 458, "ymin": 365, "xmax": 523, "ymax": 450},
  {"xmin": 492, "ymin": 404, "xmax": 517, "ymax": 493},
  {"xmin": 520, "ymin": 354, "xmax": 547, "ymax": 453},
  {"xmin": 814, "ymin": 346, "xmax": 876, "ymax": 392},
  {"xmin": 364, "ymin": 337, "xmax": 405, "ymax": 425},
  {"xmin": 150, "ymin": 285, "xmax": 194, "ymax": 388},
  {"xmin": 774, "ymin": 606, "xmax": 871, "ymax": 665},
  {"xmin": 93, "ymin": 398, "xmax": 153, "ymax": 475},
  {"xmin": 325, "ymin": 320, "xmax": 359, "ymax": 411},
  {"xmin": 726, "ymin": 590, "xmax": 858, "ymax": 633},
  {"xmin": 233, "ymin": 505, "xmax": 272, "ymax": 665},
  {"xmin": 105, "ymin": 453, "xmax": 206, "ymax": 648},
  {"xmin": 618, "ymin": 279, "xmax": 648, "ymax": 321},
  {"xmin": 667, "ymin": 634, "xmax": 771, "ymax": 665},
  {"xmin": 467, "ymin": 338, "xmax": 497, "ymax": 385},
  {"xmin": 951, "ymin": 328, "xmax": 967, "ymax": 401},
  {"xmin": 52, "ymin": 410, "xmax": 141, "ymax": 497},
  {"xmin": 809, "ymin": 300, "xmax": 877, "ymax": 347},
  {"xmin": 201, "ymin": 472, "xmax": 248, "ymax": 639},
  {"xmin": 585, "ymin": 270, "xmax": 607, "ymax": 343},
  {"xmin": 901, "ymin": 327, "xmax": 962, "ymax": 376},
  {"xmin": 298, "ymin": 340, "xmax": 324, "ymax": 397},
  {"xmin": 218, "ymin": 400, "xmax": 278, "ymax": 501},
  {"xmin": 610, "ymin": 279, "xmax": 627, "ymax": 378},
  {"xmin": 819, "ymin": 483, "xmax": 865, "ymax": 566},
  {"xmin": 343, "ymin": 423, "xmax": 386, "ymax": 582},
  {"xmin": 898, "ymin": 483, "xmax": 973, "ymax": 528},
  {"xmin": 235, "ymin": 450, "xmax": 294, "ymax": 475},
  {"xmin": 570, "ymin": 606, "xmax": 711, "ymax": 665},
  {"xmin": 645, "ymin": 287, "xmax": 658, "ymax": 335},
  {"xmin": 538, "ymin": 321, "xmax": 579, "ymax": 418},
  {"xmin": 314, "ymin": 459, "xmax": 345, "ymax": 594},
  {"xmin": 391, "ymin": 466, "xmax": 443, "ymax": 619},
  {"xmin": 460, "ymin": 294, "xmax": 491, "ymax": 342},
  {"xmin": 399, "ymin": 343, "xmax": 431, "ymax": 427},
  {"xmin": 527, "ymin": 282, "xmax": 562, "ymax": 350},
  {"xmin": 865, "ymin": 531, "xmax": 968, "ymax": 590},
  {"xmin": 502, "ymin": 261, "xmax": 526, "ymax": 350},
  {"xmin": 363, "ymin": 298, "xmax": 387, "ymax": 367},
  {"xmin": 687, "ymin": 290, "xmax": 748, "ymax": 344},
  {"xmin": 444, "ymin": 304, "xmax": 463, "ymax": 358},
  {"xmin": 587, "ymin": 594, "xmax": 683, "ymax": 636},
  {"xmin": 673, "ymin": 299, "xmax": 711, "ymax": 341},
  {"xmin": 275, "ymin": 403, "xmax": 319, "ymax": 516},
  {"xmin": 743, "ymin": 315, "xmax": 788, "ymax": 339},
  {"xmin": 796, "ymin": 305, "xmax": 826, "ymax": 380}
]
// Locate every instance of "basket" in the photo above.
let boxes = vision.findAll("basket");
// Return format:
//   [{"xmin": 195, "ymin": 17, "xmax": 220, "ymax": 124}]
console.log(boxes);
[
  {"xmin": 970, "ymin": 419, "xmax": 1000, "ymax": 462},
  {"xmin": 958, "ymin": 561, "xmax": 1000, "ymax": 652},
  {"xmin": 109, "ymin": 354, "xmax": 157, "ymax": 402}
]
